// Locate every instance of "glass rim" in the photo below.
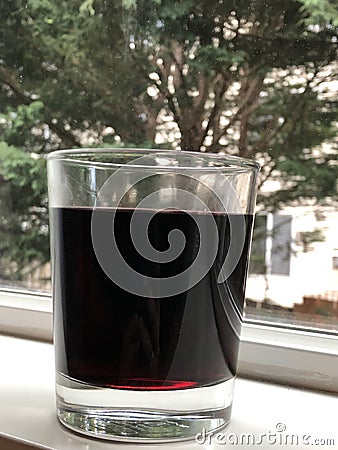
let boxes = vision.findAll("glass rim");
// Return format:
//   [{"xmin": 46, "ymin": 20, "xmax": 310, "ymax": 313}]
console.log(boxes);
[{"xmin": 46, "ymin": 148, "xmax": 261, "ymax": 172}]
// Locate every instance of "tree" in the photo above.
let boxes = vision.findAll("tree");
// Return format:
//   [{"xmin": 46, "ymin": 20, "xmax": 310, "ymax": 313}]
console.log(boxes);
[
  {"xmin": 298, "ymin": 0, "xmax": 338, "ymax": 26},
  {"xmin": 0, "ymin": 0, "xmax": 157, "ymax": 149},
  {"xmin": 0, "ymin": 0, "xmax": 337, "ymax": 278},
  {"xmin": 0, "ymin": 142, "xmax": 48, "ymax": 281},
  {"xmin": 123, "ymin": 0, "xmax": 338, "ymax": 209}
]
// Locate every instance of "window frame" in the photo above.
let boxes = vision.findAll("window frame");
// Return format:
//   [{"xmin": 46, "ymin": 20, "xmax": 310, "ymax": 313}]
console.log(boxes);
[
  {"xmin": 239, "ymin": 319, "xmax": 338, "ymax": 393},
  {"xmin": 0, "ymin": 288, "xmax": 52, "ymax": 342},
  {"xmin": 0, "ymin": 287, "xmax": 337, "ymax": 393}
]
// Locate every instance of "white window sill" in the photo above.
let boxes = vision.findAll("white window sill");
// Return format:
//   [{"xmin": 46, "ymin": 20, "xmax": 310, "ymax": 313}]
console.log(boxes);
[
  {"xmin": 0, "ymin": 335, "xmax": 336, "ymax": 450},
  {"xmin": 1, "ymin": 289, "xmax": 337, "ymax": 393}
]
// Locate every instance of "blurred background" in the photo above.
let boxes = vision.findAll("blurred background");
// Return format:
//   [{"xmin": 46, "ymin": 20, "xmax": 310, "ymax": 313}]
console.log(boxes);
[{"xmin": 0, "ymin": 0, "xmax": 337, "ymax": 330}]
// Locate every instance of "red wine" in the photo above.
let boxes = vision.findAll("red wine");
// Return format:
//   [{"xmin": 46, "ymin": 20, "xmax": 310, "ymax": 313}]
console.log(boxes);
[{"xmin": 52, "ymin": 207, "xmax": 253, "ymax": 390}]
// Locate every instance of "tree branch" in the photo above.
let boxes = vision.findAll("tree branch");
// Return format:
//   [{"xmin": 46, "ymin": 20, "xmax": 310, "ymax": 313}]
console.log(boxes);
[
  {"xmin": 208, "ymin": 72, "xmax": 266, "ymax": 153},
  {"xmin": 258, "ymin": 160, "xmax": 276, "ymax": 190},
  {"xmin": 197, "ymin": 74, "xmax": 230, "ymax": 151}
]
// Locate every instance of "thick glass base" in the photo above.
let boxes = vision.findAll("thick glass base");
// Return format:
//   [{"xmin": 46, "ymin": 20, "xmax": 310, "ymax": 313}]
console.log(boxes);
[
  {"xmin": 56, "ymin": 374, "xmax": 234, "ymax": 442},
  {"xmin": 57, "ymin": 405, "xmax": 231, "ymax": 442}
]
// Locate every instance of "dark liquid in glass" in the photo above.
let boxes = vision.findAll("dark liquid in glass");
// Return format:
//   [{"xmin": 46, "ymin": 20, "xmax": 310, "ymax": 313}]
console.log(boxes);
[{"xmin": 52, "ymin": 207, "xmax": 253, "ymax": 390}]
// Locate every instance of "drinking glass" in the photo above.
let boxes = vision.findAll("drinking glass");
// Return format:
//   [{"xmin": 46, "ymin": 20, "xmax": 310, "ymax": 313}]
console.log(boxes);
[{"xmin": 47, "ymin": 148, "xmax": 260, "ymax": 442}]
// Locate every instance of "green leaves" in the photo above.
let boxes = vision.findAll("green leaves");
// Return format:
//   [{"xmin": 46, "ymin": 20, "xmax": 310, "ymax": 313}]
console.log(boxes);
[
  {"xmin": 122, "ymin": 0, "xmax": 137, "ymax": 9},
  {"xmin": 298, "ymin": 0, "xmax": 338, "ymax": 26},
  {"xmin": 0, "ymin": 142, "xmax": 47, "ymax": 202},
  {"xmin": 0, "ymin": 142, "xmax": 49, "ymax": 280},
  {"xmin": 79, "ymin": 0, "xmax": 95, "ymax": 15},
  {"xmin": 0, "ymin": 0, "xmax": 337, "ymax": 279},
  {"xmin": 192, "ymin": 45, "xmax": 247, "ymax": 73},
  {"xmin": 0, "ymin": 101, "xmax": 45, "ymax": 150}
]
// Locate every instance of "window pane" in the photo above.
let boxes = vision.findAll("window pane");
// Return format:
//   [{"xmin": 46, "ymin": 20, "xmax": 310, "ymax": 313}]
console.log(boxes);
[
  {"xmin": 0, "ymin": 1, "xmax": 337, "ymax": 332},
  {"xmin": 249, "ymin": 215, "xmax": 267, "ymax": 275},
  {"xmin": 246, "ymin": 210, "xmax": 338, "ymax": 331},
  {"xmin": 271, "ymin": 215, "xmax": 292, "ymax": 276},
  {"xmin": 0, "ymin": 144, "xmax": 51, "ymax": 292}
]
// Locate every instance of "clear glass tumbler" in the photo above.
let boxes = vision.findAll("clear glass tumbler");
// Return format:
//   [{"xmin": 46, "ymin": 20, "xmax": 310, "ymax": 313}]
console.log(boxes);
[{"xmin": 47, "ymin": 149, "xmax": 260, "ymax": 442}]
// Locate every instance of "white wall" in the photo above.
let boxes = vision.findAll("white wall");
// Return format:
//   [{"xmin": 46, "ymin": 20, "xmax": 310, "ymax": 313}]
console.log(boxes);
[{"xmin": 246, "ymin": 206, "xmax": 338, "ymax": 308}]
